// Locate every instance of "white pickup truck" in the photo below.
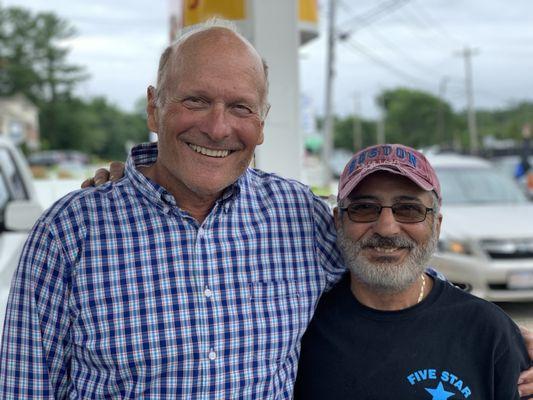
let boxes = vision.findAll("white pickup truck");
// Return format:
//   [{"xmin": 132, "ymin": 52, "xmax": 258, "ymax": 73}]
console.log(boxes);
[{"xmin": 0, "ymin": 137, "xmax": 43, "ymax": 329}]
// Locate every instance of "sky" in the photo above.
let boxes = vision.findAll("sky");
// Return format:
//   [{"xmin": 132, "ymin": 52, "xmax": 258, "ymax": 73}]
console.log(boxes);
[{"xmin": 3, "ymin": 0, "xmax": 533, "ymax": 119}]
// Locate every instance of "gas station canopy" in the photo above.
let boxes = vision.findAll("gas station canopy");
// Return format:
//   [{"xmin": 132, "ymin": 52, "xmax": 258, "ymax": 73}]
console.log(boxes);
[{"xmin": 181, "ymin": 0, "xmax": 319, "ymax": 45}]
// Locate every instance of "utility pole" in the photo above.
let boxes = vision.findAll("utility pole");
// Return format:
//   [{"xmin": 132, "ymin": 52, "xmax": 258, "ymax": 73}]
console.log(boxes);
[
  {"xmin": 167, "ymin": 0, "xmax": 181, "ymax": 43},
  {"xmin": 436, "ymin": 76, "xmax": 449, "ymax": 147},
  {"xmin": 323, "ymin": 0, "xmax": 337, "ymax": 185},
  {"xmin": 456, "ymin": 47, "xmax": 479, "ymax": 154},
  {"xmin": 376, "ymin": 94, "xmax": 386, "ymax": 144},
  {"xmin": 352, "ymin": 93, "xmax": 363, "ymax": 151}
]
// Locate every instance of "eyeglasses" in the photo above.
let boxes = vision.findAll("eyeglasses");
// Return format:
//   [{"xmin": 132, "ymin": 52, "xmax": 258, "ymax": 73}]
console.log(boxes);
[{"xmin": 339, "ymin": 202, "xmax": 434, "ymax": 223}]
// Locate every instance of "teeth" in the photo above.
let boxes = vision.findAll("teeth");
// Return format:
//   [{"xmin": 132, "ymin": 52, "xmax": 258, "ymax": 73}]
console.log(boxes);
[
  {"xmin": 189, "ymin": 144, "xmax": 230, "ymax": 158},
  {"xmin": 373, "ymin": 247, "xmax": 401, "ymax": 253}
]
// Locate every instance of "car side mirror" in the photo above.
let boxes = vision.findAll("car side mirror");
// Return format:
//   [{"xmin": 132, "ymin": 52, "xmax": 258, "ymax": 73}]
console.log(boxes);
[{"xmin": 4, "ymin": 200, "xmax": 43, "ymax": 231}]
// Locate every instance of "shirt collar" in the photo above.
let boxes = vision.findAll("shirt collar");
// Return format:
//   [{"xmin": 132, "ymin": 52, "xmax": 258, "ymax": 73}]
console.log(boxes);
[{"xmin": 125, "ymin": 142, "xmax": 243, "ymax": 213}]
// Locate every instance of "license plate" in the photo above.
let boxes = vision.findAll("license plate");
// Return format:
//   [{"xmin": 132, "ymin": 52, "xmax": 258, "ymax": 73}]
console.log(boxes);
[{"xmin": 507, "ymin": 271, "xmax": 533, "ymax": 289}]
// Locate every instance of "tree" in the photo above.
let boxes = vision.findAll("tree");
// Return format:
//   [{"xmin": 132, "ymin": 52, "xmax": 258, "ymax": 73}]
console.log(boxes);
[
  {"xmin": 477, "ymin": 102, "xmax": 533, "ymax": 141},
  {"xmin": 0, "ymin": 7, "xmax": 41, "ymax": 99},
  {"xmin": 33, "ymin": 12, "xmax": 88, "ymax": 102},
  {"xmin": 83, "ymin": 97, "xmax": 148, "ymax": 160},
  {"xmin": 0, "ymin": 5, "xmax": 150, "ymax": 159},
  {"xmin": 377, "ymin": 88, "xmax": 454, "ymax": 148},
  {"xmin": 39, "ymin": 97, "xmax": 148, "ymax": 160},
  {"xmin": 0, "ymin": 5, "xmax": 87, "ymax": 103},
  {"xmin": 333, "ymin": 116, "xmax": 376, "ymax": 152},
  {"xmin": 1, "ymin": 5, "xmax": 93, "ymax": 151}
]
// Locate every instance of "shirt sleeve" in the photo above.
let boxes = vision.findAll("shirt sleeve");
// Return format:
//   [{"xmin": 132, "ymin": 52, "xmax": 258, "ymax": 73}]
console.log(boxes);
[
  {"xmin": 312, "ymin": 195, "xmax": 346, "ymax": 289},
  {"xmin": 425, "ymin": 267, "xmax": 447, "ymax": 281},
  {"xmin": 494, "ymin": 321, "xmax": 531, "ymax": 400},
  {"xmin": 0, "ymin": 219, "xmax": 72, "ymax": 399}
]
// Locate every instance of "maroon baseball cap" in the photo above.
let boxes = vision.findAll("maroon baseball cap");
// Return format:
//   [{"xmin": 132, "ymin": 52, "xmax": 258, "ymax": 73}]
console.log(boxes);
[{"xmin": 337, "ymin": 144, "xmax": 441, "ymax": 205}]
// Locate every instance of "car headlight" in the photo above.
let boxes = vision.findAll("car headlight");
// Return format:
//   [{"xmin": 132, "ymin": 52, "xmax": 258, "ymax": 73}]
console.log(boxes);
[{"xmin": 438, "ymin": 239, "xmax": 472, "ymax": 255}]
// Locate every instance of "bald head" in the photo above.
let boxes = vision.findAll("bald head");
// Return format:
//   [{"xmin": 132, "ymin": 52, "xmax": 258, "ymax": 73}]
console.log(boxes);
[{"xmin": 154, "ymin": 22, "xmax": 269, "ymax": 117}]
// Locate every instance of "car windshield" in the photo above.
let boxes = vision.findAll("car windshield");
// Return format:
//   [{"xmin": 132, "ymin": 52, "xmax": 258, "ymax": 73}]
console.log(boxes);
[{"xmin": 436, "ymin": 167, "xmax": 529, "ymax": 205}]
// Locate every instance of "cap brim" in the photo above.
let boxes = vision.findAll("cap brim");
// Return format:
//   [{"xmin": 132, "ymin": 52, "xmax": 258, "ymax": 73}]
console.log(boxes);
[{"xmin": 338, "ymin": 164, "xmax": 434, "ymax": 203}]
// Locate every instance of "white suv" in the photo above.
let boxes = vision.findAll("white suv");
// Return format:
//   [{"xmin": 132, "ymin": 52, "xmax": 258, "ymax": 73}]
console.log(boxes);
[
  {"xmin": 0, "ymin": 137, "xmax": 43, "ymax": 329},
  {"xmin": 428, "ymin": 153, "xmax": 533, "ymax": 302}
]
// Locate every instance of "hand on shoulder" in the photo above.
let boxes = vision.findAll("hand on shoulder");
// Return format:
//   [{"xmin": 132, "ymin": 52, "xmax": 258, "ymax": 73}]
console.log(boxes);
[{"xmin": 81, "ymin": 161, "xmax": 125, "ymax": 188}]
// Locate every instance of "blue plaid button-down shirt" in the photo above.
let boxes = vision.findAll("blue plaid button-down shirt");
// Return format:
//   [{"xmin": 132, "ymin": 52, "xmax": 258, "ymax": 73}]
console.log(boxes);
[{"xmin": 0, "ymin": 142, "xmax": 345, "ymax": 399}]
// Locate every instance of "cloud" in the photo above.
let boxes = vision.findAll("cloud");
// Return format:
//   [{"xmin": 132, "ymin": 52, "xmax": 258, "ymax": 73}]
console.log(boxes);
[{"xmin": 5, "ymin": 0, "xmax": 533, "ymax": 117}]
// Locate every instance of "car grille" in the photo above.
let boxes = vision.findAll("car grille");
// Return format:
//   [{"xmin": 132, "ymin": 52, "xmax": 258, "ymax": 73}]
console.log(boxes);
[
  {"xmin": 488, "ymin": 283, "xmax": 533, "ymax": 291},
  {"xmin": 481, "ymin": 238, "xmax": 533, "ymax": 259}
]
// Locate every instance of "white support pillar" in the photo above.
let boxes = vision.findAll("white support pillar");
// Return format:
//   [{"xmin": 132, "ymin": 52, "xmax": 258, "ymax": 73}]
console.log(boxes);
[{"xmin": 241, "ymin": 0, "xmax": 302, "ymax": 181}]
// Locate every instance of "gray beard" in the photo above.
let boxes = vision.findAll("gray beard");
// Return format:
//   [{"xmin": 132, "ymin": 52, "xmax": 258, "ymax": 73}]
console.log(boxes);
[{"xmin": 336, "ymin": 223, "xmax": 439, "ymax": 294}]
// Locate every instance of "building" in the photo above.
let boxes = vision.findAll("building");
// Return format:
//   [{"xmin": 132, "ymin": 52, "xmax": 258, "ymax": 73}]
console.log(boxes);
[{"xmin": 0, "ymin": 93, "xmax": 40, "ymax": 149}]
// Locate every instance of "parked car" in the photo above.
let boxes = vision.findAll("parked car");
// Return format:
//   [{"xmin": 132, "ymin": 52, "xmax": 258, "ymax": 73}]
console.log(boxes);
[
  {"xmin": 28, "ymin": 149, "xmax": 90, "ymax": 167},
  {"xmin": 492, "ymin": 155, "xmax": 533, "ymax": 199},
  {"xmin": 0, "ymin": 137, "xmax": 43, "ymax": 330},
  {"xmin": 428, "ymin": 153, "xmax": 533, "ymax": 302}
]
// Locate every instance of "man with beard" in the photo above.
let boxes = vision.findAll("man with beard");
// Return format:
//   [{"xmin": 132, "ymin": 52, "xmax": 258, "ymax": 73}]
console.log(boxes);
[{"xmin": 294, "ymin": 144, "xmax": 531, "ymax": 399}]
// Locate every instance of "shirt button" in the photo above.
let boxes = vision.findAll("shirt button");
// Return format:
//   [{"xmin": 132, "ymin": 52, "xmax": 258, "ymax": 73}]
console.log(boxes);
[
  {"xmin": 204, "ymin": 287, "xmax": 213, "ymax": 298},
  {"xmin": 208, "ymin": 350, "xmax": 217, "ymax": 360}
]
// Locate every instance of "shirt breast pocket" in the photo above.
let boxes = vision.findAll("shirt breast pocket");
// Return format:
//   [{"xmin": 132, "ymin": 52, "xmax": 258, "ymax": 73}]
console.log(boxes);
[{"xmin": 248, "ymin": 279, "xmax": 304, "ymax": 362}]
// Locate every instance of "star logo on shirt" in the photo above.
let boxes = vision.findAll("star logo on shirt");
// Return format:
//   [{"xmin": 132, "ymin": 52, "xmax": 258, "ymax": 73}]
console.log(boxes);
[{"xmin": 425, "ymin": 382, "xmax": 455, "ymax": 400}]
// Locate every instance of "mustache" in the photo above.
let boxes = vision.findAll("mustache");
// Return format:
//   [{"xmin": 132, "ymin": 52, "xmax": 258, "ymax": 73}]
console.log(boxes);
[{"xmin": 358, "ymin": 234, "xmax": 416, "ymax": 249}]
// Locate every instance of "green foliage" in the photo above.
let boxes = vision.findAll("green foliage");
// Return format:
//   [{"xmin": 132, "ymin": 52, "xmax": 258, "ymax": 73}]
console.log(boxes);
[
  {"xmin": 330, "ymin": 89, "xmax": 532, "ymax": 154},
  {"xmin": 85, "ymin": 97, "xmax": 147, "ymax": 160},
  {"xmin": 0, "ymin": 5, "xmax": 148, "ymax": 160},
  {"xmin": 39, "ymin": 97, "xmax": 147, "ymax": 160},
  {"xmin": 378, "ymin": 88, "xmax": 454, "ymax": 148},
  {"xmin": 333, "ymin": 116, "xmax": 376, "ymax": 152},
  {"xmin": 0, "ymin": 6, "xmax": 87, "ymax": 102},
  {"xmin": 477, "ymin": 102, "xmax": 533, "ymax": 140}
]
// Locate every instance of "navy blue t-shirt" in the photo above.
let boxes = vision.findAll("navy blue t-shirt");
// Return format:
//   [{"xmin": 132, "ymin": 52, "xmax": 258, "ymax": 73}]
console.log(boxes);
[{"xmin": 294, "ymin": 273, "xmax": 530, "ymax": 399}]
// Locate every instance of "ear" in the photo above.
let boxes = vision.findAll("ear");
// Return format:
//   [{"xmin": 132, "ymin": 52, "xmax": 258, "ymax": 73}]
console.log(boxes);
[
  {"xmin": 257, "ymin": 123, "xmax": 264, "ymax": 145},
  {"xmin": 146, "ymin": 86, "xmax": 159, "ymax": 133},
  {"xmin": 333, "ymin": 207, "xmax": 342, "ymax": 230},
  {"xmin": 256, "ymin": 104, "xmax": 270, "ymax": 145},
  {"xmin": 435, "ymin": 213, "xmax": 443, "ymax": 239}
]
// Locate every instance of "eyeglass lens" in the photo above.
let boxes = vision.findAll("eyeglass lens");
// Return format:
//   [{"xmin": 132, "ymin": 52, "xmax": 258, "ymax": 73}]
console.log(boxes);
[{"xmin": 346, "ymin": 203, "xmax": 428, "ymax": 223}]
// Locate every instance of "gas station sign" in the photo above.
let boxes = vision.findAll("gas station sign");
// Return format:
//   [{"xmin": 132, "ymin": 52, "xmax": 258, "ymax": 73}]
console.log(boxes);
[
  {"xmin": 181, "ymin": 0, "xmax": 318, "ymax": 44},
  {"xmin": 183, "ymin": 0, "xmax": 246, "ymax": 25}
]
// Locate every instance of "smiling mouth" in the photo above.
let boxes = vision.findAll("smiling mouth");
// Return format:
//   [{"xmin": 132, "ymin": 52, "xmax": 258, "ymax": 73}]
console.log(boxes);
[
  {"xmin": 372, "ymin": 246, "xmax": 404, "ymax": 253},
  {"xmin": 188, "ymin": 144, "xmax": 232, "ymax": 158}
]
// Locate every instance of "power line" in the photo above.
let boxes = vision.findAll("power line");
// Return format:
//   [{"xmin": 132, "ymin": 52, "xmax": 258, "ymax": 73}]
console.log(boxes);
[
  {"xmin": 333, "ymin": 0, "xmax": 455, "ymax": 92},
  {"xmin": 409, "ymin": 0, "xmax": 464, "ymax": 47},
  {"xmin": 362, "ymin": 25, "xmax": 442, "ymax": 77},
  {"xmin": 338, "ymin": 0, "xmax": 413, "ymax": 34},
  {"xmin": 382, "ymin": 4, "xmax": 461, "ymax": 56},
  {"xmin": 341, "ymin": 38, "xmax": 433, "ymax": 87},
  {"xmin": 338, "ymin": 0, "xmax": 354, "ymax": 14},
  {"xmin": 395, "ymin": 2, "xmax": 460, "ymax": 51}
]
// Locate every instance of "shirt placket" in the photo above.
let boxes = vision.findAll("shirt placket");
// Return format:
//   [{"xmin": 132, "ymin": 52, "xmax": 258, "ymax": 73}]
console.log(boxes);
[{"xmin": 194, "ymin": 213, "xmax": 220, "ymax": 396}]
